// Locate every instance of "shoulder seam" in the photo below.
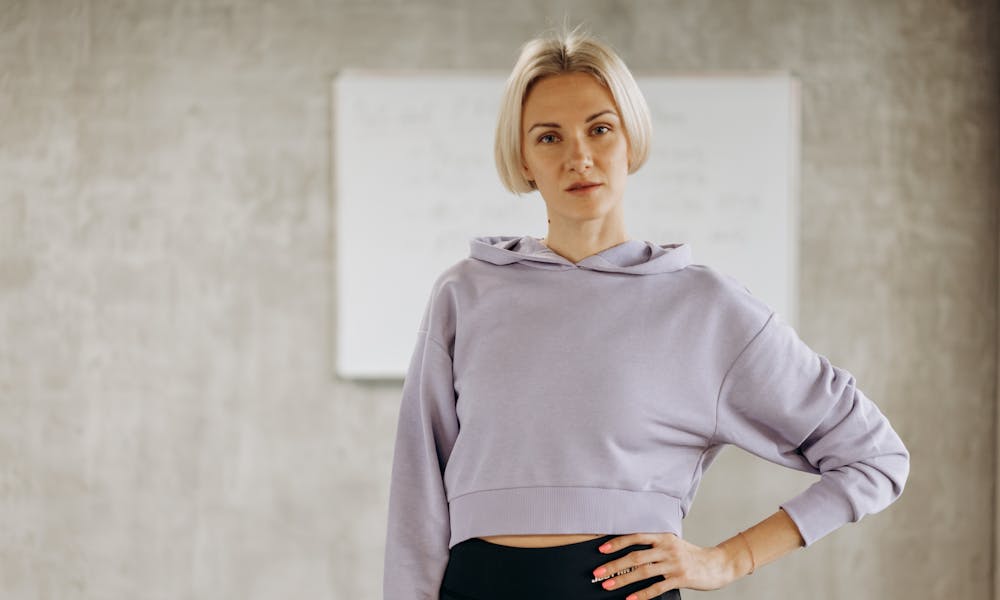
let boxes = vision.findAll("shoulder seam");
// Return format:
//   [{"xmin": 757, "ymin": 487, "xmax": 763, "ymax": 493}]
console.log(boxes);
[{"xmin": 709, "ymin": 311, "xmax": 776, "ymax": 446}]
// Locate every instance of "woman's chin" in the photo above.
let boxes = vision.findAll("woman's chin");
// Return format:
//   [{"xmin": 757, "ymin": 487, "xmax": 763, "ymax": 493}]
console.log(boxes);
[{"xmin": 553, "ymin": 196, "xmax": 622, "ymax": 216}]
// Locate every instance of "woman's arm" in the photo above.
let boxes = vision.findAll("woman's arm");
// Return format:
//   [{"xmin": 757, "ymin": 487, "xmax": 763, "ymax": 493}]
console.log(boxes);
[
  {"xmin": 714, "ymin": 508, "xmax": 805, "ymax": 579},
  {"xmin": 715, "ymin": 310, "xmax": 909, "ymax": 548},
  {"xmin": 589, "ymin": 508, "xmax": 806, "ymax": 594}
]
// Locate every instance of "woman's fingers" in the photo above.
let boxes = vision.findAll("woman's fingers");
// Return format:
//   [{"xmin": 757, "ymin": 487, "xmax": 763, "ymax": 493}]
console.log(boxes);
[
  {"xmin": 598, "ymin": 532, "xmax": 673, "ymax": 554},
  {"xmin": 595, "ymin": 559, "xmax": 663, "ymax": 589}
]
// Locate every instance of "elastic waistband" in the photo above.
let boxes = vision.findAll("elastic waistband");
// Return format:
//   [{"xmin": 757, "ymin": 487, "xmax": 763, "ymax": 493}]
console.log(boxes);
[{"xmin": 441, "ymin": 529, "xmax": 681, "ymax": 599}]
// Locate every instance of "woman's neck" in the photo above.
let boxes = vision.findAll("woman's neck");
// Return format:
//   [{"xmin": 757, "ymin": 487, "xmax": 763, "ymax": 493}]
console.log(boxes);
[{"xmin": 539, "ymin": 233, "xmax": 632, "ymax": 263}]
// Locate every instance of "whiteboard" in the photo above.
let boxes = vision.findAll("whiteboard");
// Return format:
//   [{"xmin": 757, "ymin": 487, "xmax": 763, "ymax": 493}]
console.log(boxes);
[{"xmin": 332, "ymin": 69, "xmax": 800, "ymax": 379}]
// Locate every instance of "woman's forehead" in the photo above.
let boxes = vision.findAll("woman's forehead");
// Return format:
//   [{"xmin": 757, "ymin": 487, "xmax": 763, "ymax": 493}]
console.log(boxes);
[
  {"xmin": 524, "ymin": 75, "xmax": 614, "ymax": 112},
  {"xmin": 527, "ymin": 73, "xmax": 609, "ymax": 100}
]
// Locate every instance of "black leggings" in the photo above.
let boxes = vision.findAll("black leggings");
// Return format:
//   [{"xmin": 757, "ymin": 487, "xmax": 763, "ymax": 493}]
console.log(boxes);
[{"xmin": 439, "ymin": 534, "xmax": 682, "ymax": 600}]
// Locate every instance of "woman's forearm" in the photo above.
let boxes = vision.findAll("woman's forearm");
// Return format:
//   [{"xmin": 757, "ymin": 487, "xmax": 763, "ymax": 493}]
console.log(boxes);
[{"xmin": 714, "ymin": 508, "xmax": 806, "ymax": 580}]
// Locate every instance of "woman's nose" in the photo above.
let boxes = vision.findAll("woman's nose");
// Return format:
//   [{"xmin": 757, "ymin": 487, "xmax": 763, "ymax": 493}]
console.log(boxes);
[{"xmin": 566, "ymin": 137, "xmax": 593, "ymax": 172}]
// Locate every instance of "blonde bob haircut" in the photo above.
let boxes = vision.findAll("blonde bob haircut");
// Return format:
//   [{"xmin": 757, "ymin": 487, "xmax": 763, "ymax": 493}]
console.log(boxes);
[{"xmin": 494, "ymin": 25, "xmax": 653, "ymax": 195}]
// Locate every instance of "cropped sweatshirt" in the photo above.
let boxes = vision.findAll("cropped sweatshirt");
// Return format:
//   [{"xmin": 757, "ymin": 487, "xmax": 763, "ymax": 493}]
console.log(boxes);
[{"xmin": 382, "ymin": 235, "xmax": 910, "ymax": 599}]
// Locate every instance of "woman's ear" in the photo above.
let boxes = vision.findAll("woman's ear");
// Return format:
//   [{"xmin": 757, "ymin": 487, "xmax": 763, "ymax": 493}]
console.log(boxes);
[{"xmin": 521, "ymin": 162, "xmax": 534, "ymax": 182}]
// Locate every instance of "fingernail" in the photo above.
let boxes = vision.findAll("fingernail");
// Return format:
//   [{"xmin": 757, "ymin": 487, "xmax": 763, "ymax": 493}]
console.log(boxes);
[
  {"xmin": 602, "ymin": 579, "xmax": 616, "ymax": 589},
  {"xmin": 593, "ymin": 566, "xmax": 606, "ymax": 577},
  {"xmin": 599, "ymin": 543, "xmax": 612, "ymax": 552},
  {"xmin": 627, "ymin": 595, "xmax": 638, "ymax": 600}
]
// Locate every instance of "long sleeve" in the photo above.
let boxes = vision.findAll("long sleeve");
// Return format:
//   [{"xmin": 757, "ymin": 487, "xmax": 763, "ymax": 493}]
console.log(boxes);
[
  {"xmin": 714, "ymin": 310, "xmax": 910, "ymax": 547},
  {"xmin": 382, "ymin": 329, "xmax": 459, "ymax": 599}
]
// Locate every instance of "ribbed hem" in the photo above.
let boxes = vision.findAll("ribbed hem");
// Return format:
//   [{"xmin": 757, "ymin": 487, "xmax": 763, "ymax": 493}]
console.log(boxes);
[{"xmin": 447, "ymin": 486, "xmax": 684, "ymax": 549}]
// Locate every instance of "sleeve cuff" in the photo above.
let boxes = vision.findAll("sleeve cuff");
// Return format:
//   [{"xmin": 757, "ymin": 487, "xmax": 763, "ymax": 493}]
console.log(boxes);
[{"xmin": 778, "ymin": 477, "xmax": 858, "ymax": 547}]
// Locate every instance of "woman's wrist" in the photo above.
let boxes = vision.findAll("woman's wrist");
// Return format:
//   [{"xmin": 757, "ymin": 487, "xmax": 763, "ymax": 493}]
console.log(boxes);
[
  {"xmin": 713, "ymin": 509, "xmax": 804, "ymax": 583},
  {"xmin": 713, "ymin": 533, "xmax": 755, "ymax": 582}
]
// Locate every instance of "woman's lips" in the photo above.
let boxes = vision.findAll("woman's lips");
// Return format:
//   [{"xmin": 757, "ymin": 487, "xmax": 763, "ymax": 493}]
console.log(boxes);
[{"xmin": 567, "ymin": 183, "xmax": 602, "ymax": 194}]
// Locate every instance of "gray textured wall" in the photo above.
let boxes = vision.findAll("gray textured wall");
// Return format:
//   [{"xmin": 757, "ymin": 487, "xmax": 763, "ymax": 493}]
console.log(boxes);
[{"xmin": 1, "ymin": 1, "xmax": 997, "ymax": 598}]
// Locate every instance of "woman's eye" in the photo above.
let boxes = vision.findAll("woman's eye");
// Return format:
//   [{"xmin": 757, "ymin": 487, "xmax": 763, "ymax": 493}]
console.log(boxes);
[{"xmin": 538, "ymin": 126, "xmax": 609, "ymax": 144}]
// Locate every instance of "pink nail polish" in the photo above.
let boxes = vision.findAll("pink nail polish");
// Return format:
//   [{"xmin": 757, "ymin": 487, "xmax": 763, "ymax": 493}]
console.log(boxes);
[
  {"xmin": 599, "ymin": 543, "xmax": 612, "ymax": 552},
  {"xmin": 626, "ymin": 595, "xmax": 638, "ymax": 600},
  {"xmin": 593, "ymin": 566, "xmax": 606, "ymax": 576},
  {"xmin": 603, "ymin": 579, "xmax": 615, "ymax": 589}
]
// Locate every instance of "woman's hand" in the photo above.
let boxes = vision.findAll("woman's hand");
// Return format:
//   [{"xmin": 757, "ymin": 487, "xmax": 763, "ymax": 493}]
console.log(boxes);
[{"xmin": 590, "ymin": 532, "xmax": 739, "ymax": 598}]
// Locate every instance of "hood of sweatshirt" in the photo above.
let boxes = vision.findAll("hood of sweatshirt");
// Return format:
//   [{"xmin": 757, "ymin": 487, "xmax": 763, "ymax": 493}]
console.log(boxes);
[{"xmin": 468, "ymin": 235, "xmax": 692, "ymax": 275}]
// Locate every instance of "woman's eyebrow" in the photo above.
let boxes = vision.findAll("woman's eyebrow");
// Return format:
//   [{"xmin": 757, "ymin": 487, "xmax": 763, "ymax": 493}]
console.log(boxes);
[{"xmin": 527, "ymin": 109, "xmax": 619, "ymax": 133}]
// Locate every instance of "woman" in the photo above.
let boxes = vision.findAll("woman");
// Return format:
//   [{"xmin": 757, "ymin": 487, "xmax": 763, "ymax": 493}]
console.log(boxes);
[{"xmin": 383, "ymin": 26, "xmax": 910, "ymax": 600}]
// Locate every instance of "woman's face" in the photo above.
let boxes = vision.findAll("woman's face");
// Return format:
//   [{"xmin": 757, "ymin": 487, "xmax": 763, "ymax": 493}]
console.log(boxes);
[{"xmin": 519, "ymin": 72, "xmax": 630, "ymax": 224}]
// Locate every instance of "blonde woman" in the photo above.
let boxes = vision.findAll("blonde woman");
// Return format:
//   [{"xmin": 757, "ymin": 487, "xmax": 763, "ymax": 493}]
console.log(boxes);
[{"xmin": 383, "ymin": 25, "xmax": 909, "ymax": 600}]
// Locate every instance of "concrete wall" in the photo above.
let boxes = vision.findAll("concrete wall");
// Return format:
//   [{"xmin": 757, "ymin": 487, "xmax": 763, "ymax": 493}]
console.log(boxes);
[{"xmin": 1, "ymin": 1, "xmax": 996, "ymax": 598}]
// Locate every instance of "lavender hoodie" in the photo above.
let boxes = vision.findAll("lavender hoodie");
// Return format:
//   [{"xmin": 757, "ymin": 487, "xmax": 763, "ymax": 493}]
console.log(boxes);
[{"xmin": 383, "ymin": 235, "xmax": 910, "ymax": 598}]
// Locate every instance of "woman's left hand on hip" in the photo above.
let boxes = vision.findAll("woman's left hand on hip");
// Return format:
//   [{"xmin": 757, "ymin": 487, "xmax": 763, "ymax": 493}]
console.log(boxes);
[{"xmin": 590, "ymin": 532, "xmax": 735, "ymax": 598}]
